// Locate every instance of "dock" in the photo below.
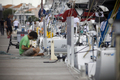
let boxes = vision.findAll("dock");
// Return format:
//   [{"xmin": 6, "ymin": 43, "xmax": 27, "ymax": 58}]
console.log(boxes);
[{"xmin": 0, "ymin": 34, "xmax": 87, "ymax": 80}]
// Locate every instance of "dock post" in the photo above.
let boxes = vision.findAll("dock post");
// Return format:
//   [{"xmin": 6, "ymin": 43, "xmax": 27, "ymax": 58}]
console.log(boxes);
[
  {"xmin": 114, "ymin": 20, "xmax": 120, "ymax": 80},
  {"xmin": 67, "ymin": 17, "xmax": 74, "ymax": 67}
]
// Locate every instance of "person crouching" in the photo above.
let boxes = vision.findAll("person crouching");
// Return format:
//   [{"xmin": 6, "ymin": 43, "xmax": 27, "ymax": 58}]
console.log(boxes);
[{"xmin": 19, "ymin": 31, "xmax": 44, "ymax": 56}]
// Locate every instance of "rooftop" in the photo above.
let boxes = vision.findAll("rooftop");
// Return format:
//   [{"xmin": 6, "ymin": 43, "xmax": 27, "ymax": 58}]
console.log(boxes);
[
  {"xmin": 3, "ymin": 4, "xmax": 13, "ymax": 8},
  {"xmin": 13, "ymin": 3, "xmax": 23, "ymax": 8}
]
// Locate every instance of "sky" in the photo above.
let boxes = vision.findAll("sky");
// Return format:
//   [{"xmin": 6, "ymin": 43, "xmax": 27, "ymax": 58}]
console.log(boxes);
[{"xmin": 0, "ymin": 0, "xmax": 45, "ymax": 7}]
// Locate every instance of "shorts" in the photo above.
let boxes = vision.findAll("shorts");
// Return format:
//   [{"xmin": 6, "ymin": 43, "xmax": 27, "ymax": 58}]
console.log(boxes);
[
  {"xmin": 6, "ymin": 27, "xmax": 12, "ymax": 33},
  {"xmin": 21, "ymin": 48, "xmax": 35, "ymax": 56}
]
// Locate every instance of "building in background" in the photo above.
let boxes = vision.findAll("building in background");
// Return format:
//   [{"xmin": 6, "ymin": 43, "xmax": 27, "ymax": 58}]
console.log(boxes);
[
  {"xmin": 2, "ymin": 4, "xmax": 14, "ymax": 10},
  {"xmin": 1, "ymin": 0, "xmax": 55, "ymax": 26},
  {"xmin": 13, "ymin": 3, "xmax": 36, "ymax": 26}
]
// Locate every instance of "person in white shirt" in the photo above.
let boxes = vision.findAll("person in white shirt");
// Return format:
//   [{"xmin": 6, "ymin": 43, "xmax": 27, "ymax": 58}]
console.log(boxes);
[
  {"xmin": 100, "ymin": 20, "xmax": 107, "ymax": 32},
  {"xmin": 100, "ymin": 14, "xmax": 108, "ymax": 35},
  {"xmin": 39, "ymin": 17, "xmax": 43, "ymax": 29},
  {"xmin": 74, "ymin": 16, "xmax": 80, "ymax": 34},
  {"xmin": 83, "ymin": 24, "xmax": 89, "ymax": 32},
  {"xmin": 38, "ymin": 17, "xmax": 43, "ymax": 36},
  {"xmin": 45, "ymin": 14, "xmax": 51, "ymax": 25},
  {"xmin": 13, "ymin": 18, "xmax": 19, "ymax": 31}
]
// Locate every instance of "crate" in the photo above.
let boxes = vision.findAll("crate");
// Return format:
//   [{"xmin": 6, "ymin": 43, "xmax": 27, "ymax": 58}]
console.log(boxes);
[{"xmin": 17, "ymin": 31, "xmax": 28, "ymax": 42}]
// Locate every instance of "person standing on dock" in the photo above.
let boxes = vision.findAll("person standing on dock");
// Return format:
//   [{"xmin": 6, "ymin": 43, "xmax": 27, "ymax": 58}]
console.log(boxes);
[
  {"xmin": 0, "ymin": 18, "xmax": 5, "ymax": 35},
  {"xmin": 4, "ymin": 14, "xmax": 14, "ymax": 38},
  {"xmin": 13, "ymin": 18, "xmax": 19, "ymax": 31}
]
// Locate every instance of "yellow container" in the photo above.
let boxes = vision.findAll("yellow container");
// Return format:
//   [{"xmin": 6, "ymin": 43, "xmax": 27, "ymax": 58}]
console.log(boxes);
[
  {"xmin": 47, "ymin": 31, "xmax": 53, "ymax": 38},
  {"xmin": 36, "ymin": 27, "xmax": 40, "ymax": 35}
]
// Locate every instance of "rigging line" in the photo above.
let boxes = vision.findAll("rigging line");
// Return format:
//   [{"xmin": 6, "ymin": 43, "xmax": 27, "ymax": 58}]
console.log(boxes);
[
  {"xmin": 82, "ymin": 0, "xmax": 103, "ymax": 22},
  {"xmin": 58, "ymin": 1, "xmax": 66, "ymax": 17},
  {"xmin": 74, "ymin": 45, "xmax": 89, "ymax": 54},
  {"xmin": 83, "ymin": 36, "xmax": 92, "ymax": 58},
  {"xmin": 86, "ymin": 0, "xmax": 95, "ymax": 20},
  {"xmin": 68, "ymin": 0, "xmax": 76, "ymax": 17},
  {"xmin": 104, "ymin": 14, "xmax": 117, "ymax": 42},
  {"xmin": 68, "ymin": 2, "xmax": 72, "ymax": 17},
  {"xmin": 101, "ymin": 0, "xmax": 107, "ymax": 5},
  {"xmin": 85, "ymin": 1, "xmax": 105, "ymax": 22},
  {"xmin": 105, "ymin": 5, "xmax": 120, "ymax": 41},
  {"xmin": 99, "ymin": 0, "xmax": 119, "ymax": 47},
  {"xmin": 97, "ymin": 0, "xmax": 117, "ymax": 7},
  {"xmin": 103, "ymin": 1, "xmax": 120, "ymax": 42},
  {"xmin": 75, "ymin": 49, "xmax": 97, "ymax": 54},
  {"xmin": 86, "ymin": 13, "xmax": 95, "ymax": 21},
  {"xmin": 111, "ymin": 0, "xmax": 119, "ymax": 17},
  {"xmin": 96, "ymin": 0, "xmax": 109, "ymax": 8},
  {"xmin": 71, "ymin": 3, "xmax": 74, "ymax": 16}
]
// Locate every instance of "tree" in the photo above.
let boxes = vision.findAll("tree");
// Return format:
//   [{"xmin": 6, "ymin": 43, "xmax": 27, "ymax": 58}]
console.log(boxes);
[
  {"xmin": 3, "ymin": 8, "xmax": 15, "ymax": 19},
  {"xmin": 27, "ymin": 15, "xmax": 39, "ymax": 22},
  {"xmin": 25, "ymin": 11, "xmax": 32, "ymax": 13}
]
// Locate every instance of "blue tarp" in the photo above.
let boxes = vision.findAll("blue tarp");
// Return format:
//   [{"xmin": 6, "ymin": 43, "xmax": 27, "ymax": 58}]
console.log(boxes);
[
  {"xmin": 116, "ymin": 7, "xmax": 120, "ymax": 20},
  {"xmin": 98, "ymin": 7, "xmax": 120, "ymax": 47},
  {"xmin": 38, "ymin": 9, "xmax": 46, "ymax": 18}
]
